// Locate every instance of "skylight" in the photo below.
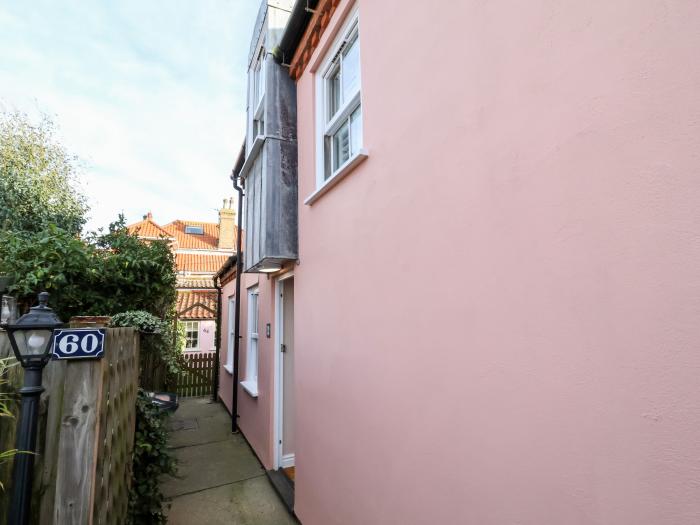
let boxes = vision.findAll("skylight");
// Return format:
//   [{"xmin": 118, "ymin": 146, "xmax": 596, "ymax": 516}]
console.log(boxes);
[{"xmin": 185, "ymin": 225, "xmax": 204, "ymax": 235}]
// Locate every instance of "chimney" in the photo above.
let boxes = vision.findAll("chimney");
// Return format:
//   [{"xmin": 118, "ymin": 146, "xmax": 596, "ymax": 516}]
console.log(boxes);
[
  {"xmin": 143, "ymin": 211, "xmax": 153, "ymax": 220},
  {"xmin": 218, "ymin": 197, "xmax": 236, "ymax": 250}
]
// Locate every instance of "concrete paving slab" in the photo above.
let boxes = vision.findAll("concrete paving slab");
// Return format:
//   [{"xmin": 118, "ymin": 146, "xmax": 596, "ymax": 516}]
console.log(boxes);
[
  {"xmin": 171, "ymin": 397, "xmax": 224, "ymax": 420},
  {"xmin": 161, "ymin": 398, "xmax": 295, "ymax": 524},
  {"xmin": 162, "ymin": 435, "xmax": 264, "ymax": 498},
  {"xmin": 168, "ymin": 413, "xmax": 234, "ymax": 448},
  {"xmin": 166, "ymin": 476, "xmax": 297, "ymax": 525}
]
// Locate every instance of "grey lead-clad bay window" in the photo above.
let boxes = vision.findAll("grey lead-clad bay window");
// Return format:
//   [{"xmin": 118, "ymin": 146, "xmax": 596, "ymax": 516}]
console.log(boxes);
[
  {"xmin": 243, "ymin": 58, "xmax": 298, "ymax": 273},
  {"xmin": 322, "ymin": 20, "xmax": 362, "ymax": 180},
  {"xmin": 241, "ymin": 0, "xmax": 298, "ymax": 273}
]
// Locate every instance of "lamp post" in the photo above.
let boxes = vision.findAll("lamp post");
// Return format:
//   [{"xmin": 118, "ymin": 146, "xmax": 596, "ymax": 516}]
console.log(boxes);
[{"xmin": 1, "ymin": 292, "xmax": 63, "ymax": 525}]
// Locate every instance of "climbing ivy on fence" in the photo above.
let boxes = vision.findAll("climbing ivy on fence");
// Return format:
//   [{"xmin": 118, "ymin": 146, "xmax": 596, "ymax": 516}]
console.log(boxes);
[
  {"xmin": 110, "ymin": 311, "xmax": 185, "ymax": 389},
  {"xmin": 127, "ymin": 390, "xmax": 177, "ymax": 525}
]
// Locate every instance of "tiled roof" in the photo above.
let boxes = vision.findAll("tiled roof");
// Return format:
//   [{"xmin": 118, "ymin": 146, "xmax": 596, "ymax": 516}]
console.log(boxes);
[
  {"xmin": 177, "ymin": 290, "xmax": 217, "ymax": 320},
  {"xmin": 163, "ymin": 221, "xmax": 221, "ymax": 250},
  {"xmin": 177, "ymin": 277, "xmax": 215, "ymax": 289},
  {"xmin": 127, "ymin": 216, "xmax": 175, "ymax": 240},
  {"xmin": 175, "ymin": 253, "xmax": 229, "ymax": 274}
]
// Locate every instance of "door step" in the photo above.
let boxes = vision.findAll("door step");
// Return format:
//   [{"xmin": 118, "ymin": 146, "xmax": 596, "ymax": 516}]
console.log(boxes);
[{"xmin": 266, "ymin": 468, "xmax": 295, "ymax": 513}]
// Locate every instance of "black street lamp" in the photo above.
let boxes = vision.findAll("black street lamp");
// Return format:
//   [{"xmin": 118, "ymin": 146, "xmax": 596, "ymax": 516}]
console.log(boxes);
[{"xmin": 1, "ymin": 292, "xmax": 63, "ymax": 525}]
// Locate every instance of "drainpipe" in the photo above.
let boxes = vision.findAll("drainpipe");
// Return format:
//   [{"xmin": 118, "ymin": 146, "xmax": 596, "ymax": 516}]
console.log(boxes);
[
  {"xmin": 212, "ymin": 275, "xmax": 222, "ymax": 402},
  {"xmin": 231, "ymin": 158, "xmax": 245, "ymax": 433}
]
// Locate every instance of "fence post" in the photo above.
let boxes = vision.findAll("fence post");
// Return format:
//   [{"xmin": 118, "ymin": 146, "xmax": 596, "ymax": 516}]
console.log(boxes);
[{"xmin": 53, "ymin": 360, "xmax": 104, "ymax": 524}]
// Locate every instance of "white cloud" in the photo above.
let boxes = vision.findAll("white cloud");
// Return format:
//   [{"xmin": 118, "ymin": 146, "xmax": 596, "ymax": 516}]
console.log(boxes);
[{"xmin": 0, "ymin": 0, "xmax": 259, "ymax": 230}]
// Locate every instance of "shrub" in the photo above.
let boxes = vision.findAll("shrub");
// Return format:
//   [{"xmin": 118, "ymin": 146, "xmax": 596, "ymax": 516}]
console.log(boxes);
[{"xmin": 0, "ymin": 216, "xmax": 176, "ymax": 321}]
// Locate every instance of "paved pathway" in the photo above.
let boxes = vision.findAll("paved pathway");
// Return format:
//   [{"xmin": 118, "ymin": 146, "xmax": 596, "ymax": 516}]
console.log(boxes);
[{"xmin": 161, "ymin": 397, "xmax": 297, "ymax": 525}]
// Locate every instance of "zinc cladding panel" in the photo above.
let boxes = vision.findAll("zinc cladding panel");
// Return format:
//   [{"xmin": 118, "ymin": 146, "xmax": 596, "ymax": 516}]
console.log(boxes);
[{"xmin": 245, "ymin": 153, "xmax": 264, "ymax": 271}]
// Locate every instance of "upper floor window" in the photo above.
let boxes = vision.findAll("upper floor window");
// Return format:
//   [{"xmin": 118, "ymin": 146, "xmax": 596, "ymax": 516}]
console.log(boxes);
[
  {"xmin": 319, "ymin": 14, "xmax": 362, "ymax": 181},
  {"xmin": 183, "ymin": 321, "xmax": 199, "ymax": 350},
  {"xmin": 252, "ymin": 45, "xmax": 266, "ymax": 137}
]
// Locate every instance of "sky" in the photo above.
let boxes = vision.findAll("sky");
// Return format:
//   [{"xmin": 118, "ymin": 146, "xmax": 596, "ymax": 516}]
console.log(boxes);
[{"xmin": 0, "ymin": 0, "xmax": 260, "ymax": 231}]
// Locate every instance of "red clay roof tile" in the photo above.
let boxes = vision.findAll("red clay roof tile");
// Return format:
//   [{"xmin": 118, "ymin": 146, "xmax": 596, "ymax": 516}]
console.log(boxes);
[
  {"xmin": 175, "ymin": 253, "xmax": 229, "ymax": 273},
  {"xmin": 177, "ymin": 290, "xmax": 217, "ymax": 320},
  {"xmin": 127, "ymin": 218, "xmax": 175, "ymax": 240},
  {"xmin": 163, "ymin": 220, "xmax": 222, "ymax": 250}
]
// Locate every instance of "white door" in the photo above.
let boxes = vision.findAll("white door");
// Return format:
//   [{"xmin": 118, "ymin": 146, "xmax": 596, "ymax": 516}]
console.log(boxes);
[{"xmin": 277, "ymin": 277, "xmax": 295, "ymax": 469}]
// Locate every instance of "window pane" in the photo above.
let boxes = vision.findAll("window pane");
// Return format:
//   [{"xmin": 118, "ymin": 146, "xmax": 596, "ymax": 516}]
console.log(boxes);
[
  {"xmin": 324, "ymin": 135, "xmax": 333, "ymax": 180},
  {"xmin": 350, "ymin": 105, "xmax": 362, "ymax": 156},
  {"xmin": 258, "ymin": 61, "xmax": 265, "ymax": 101},
  {"xmin": 332, "ymin": 122, "xmax": 351, "ymax": 171},
  {"xmin": 342, "ymin": 35, "xmax": 360, "ymax": 101},
  {"xmin": 327, "ymin": 63, "xmax": 341, "ymax": 120}
]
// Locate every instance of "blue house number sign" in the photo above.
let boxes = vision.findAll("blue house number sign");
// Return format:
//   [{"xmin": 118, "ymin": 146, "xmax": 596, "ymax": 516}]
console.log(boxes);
[{"xmin": 52, "ymin": 329, "xmax": 106, "ymax": 360}]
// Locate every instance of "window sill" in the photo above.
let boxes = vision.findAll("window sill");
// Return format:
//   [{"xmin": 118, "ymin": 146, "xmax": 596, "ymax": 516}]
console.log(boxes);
[
  {"xmin": 240, "ymin": 379, "xmax": 259, "ymax": 398},
  {"xmin": 304, "ymin": 149, "xmax": 368, "ymax": 206},
  {"xmin": 239, "ymin": 134, "xmax": 265, "ymax": 179},
  {"xmin": 223, "ymin": 364, "xmax": 234, "ymax": 375}
]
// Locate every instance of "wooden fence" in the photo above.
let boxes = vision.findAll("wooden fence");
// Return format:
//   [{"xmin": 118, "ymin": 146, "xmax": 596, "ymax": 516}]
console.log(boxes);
[
  {"xmin": 176, "ymin": 351, "xmax": 216, "ymax": 398},
  {"xmin": 0, "ymin": 328, "xmax": 140, "ymax": 525}
]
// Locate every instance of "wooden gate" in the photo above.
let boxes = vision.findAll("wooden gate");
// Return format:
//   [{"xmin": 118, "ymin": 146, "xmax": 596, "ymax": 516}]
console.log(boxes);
[{"xmin": 176, "ymin": 351, "xmax": 215, "ymax": 398}]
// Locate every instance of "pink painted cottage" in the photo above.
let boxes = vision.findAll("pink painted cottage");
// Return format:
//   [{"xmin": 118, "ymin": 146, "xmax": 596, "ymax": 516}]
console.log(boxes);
[{"xmin": 218, "ymin": 1, "xmax": 700, "ymax": 524}]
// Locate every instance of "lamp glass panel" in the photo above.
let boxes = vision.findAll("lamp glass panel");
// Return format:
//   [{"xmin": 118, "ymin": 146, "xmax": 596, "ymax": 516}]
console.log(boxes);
[{"xmin": 15, "ymin": 329, "xmax": 51, "ymax": 356}]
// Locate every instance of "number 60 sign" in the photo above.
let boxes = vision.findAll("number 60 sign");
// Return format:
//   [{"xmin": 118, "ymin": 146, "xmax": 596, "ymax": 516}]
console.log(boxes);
[{"xmin": 52, "ymin": 329, "xmax": 106, "ymax": 360}]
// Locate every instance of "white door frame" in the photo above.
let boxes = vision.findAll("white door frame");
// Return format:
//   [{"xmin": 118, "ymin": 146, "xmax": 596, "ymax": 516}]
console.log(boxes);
[{"xmin": 274, "ymin": 272, "xmax": 295, "ymax": 470}]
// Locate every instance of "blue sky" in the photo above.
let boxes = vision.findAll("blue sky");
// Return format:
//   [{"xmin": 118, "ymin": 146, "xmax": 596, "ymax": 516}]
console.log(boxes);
[{"xmin": 0, "ymin": 0, "xmax": 259, "ymax": 231}]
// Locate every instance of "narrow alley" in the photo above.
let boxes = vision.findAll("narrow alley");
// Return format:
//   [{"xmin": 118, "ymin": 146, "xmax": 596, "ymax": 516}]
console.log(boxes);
[{"xmin": 161, "ymin": 398, "xmax": 296, "ymax": 525}]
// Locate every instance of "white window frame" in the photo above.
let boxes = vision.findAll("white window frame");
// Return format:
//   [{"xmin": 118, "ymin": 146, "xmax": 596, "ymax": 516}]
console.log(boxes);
[
  {"xmin": 225, "ymin": 296, "xmax": 235, "ymax": 374},
  {"xmin": 313, "ymin": 8, "xmax": 367, "ymax": 193},
  {"xmin": 252, "ymin": 44, "xmax": 266, "ymax": 139},
  {"xmin": 183, "ymin": 321, "xmax": 199, "ymax": 351},
  {"xmin": 241, "ymin": 286, "xmax": 259, "ymax": 397}
]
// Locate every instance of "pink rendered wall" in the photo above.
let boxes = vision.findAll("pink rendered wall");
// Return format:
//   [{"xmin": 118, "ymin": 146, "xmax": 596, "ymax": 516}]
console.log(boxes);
[
  {"xmin": 198, "ymin": 320, "xmax": 215, "ymax": 352},
  {"xmin": 292, "ymin": 1, "xmax": 700, "ymax": 524},
  {"xmin": 218, "ymin": 272, "xmax": 277, "ymax": 468}
]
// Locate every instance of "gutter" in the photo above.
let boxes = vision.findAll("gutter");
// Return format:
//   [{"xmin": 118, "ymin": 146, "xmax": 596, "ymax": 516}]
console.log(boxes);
[{"xmin": 271, "ymin": 0, "xmax": 319, "ymax": 65}]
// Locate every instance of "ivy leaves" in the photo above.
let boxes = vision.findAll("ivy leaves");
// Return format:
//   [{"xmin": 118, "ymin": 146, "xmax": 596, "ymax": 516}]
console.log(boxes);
[
  {"xmin": 127, "ymin": 390, "xmax": 177, "ymax": 525},
  {"xmin": 110, "ymin": 311, "xmax": 186, "ymax": 388}
]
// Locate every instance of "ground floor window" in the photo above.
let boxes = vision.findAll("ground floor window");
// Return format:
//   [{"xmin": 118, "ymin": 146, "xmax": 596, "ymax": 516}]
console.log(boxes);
[
  {"xmin": 241, "ymin": 286, "xmax": 259, "ymax": 397},
  {"xmin": 183, "ymin": 321, "xmax": 199, "ymax": 350},
  {"xmin": 226, "ymin": 297, "xmax": 235, "ymax": 373}
]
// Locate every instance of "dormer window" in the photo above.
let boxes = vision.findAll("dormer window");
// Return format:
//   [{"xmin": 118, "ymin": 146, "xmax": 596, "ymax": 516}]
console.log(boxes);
[{"xmin": 185, "ymin": 225, "xmax": 204, "ymax": 235}]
